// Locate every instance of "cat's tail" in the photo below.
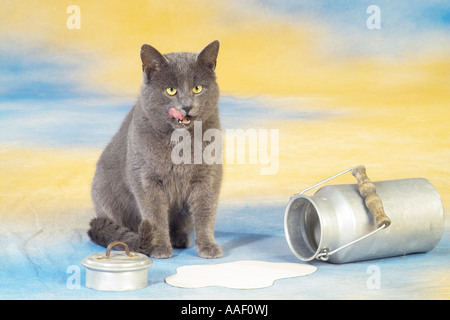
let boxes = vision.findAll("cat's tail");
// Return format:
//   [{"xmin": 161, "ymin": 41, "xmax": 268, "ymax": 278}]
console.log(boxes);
[{"xmin": 87, "ymin": 217, "xmax": 154, "ymax": 254}]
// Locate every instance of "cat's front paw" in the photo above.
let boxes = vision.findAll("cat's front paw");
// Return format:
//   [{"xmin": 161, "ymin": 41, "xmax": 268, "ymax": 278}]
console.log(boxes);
[
  {"xmin": 197, "ymin": 242, "xmax": 223, "ymax": 259},
  {"xmin": 150, "ymin": 246, "xmax": 173, "ymax": 259}
]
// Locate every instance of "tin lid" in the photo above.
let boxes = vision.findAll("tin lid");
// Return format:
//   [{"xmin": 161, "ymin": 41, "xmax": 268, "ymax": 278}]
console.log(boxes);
[{"xmin": 82, "ymin": 241, "xmax": 152, "ymax": 272}]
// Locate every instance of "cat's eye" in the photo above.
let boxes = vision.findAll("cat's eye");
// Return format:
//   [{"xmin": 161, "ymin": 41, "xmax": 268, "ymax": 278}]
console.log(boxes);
[
  {"xmin": 192, "ymin": 85, "xmax": 203, "ymax": 94},
  {"xmin": 166, "ymin": 87, "xmax": 177, "ymax": 96}
]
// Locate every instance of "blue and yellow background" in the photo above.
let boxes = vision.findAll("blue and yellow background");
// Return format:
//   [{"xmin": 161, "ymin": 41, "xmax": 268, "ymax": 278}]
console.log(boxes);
[{"xmin": 1, "ymin": 1, "xmax": 449, "ymax": 299}]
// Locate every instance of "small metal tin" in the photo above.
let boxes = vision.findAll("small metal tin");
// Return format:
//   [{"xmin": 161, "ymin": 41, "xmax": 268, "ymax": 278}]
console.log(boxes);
[{"xmin": 82, "ymin": 241, "xmax": 152, "ymax": 291}]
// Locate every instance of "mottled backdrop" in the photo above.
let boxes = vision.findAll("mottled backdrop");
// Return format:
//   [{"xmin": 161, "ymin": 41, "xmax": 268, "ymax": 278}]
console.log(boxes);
[{"xmin": 1, "ymin": 0, "xmax": 449, "ymax": 299}]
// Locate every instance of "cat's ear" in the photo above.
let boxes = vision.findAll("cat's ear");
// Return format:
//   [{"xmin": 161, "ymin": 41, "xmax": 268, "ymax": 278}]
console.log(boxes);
[
  {"xmin": 140, "ymin": 44, "xmax": 168, "ymax": 75},
  {"xmin": 197, "ymin": 40, "xmax": 220, "ymax": 71}
]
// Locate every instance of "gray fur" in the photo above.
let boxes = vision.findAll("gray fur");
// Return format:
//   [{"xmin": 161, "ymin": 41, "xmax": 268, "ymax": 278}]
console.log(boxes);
[{"xmin": 88, "ymin": 41, "xmax": 222, "ymax": 259}]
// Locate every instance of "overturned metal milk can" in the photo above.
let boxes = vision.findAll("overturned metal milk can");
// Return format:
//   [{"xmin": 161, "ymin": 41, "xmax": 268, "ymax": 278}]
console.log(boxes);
[
  {"xmin": 284, "ymin": 165, "xmax": 445, "ymax": 264},
  {"xmin": 82, "ymin": 241, "xmax": 152, "ymax": 291}
]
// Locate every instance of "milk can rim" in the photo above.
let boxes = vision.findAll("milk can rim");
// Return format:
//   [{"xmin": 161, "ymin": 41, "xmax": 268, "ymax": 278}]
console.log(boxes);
[{"xmin": 284, "ymin": 194, "xmax": 324, "ymax": 262}]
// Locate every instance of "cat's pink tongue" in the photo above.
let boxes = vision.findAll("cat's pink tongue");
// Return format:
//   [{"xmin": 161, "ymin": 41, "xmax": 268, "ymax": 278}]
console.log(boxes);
[{"xmin": 169, "ymin": 107, "xmax": 183, "ymax": 120}]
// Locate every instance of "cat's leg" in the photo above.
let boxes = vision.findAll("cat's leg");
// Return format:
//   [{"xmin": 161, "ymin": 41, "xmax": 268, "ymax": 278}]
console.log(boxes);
[
  {"xmin": 169, "ymin": 205, "xmax": 193, "ymax": 248},
  {"xmin": 131, "ymin": 180, "xmax": 173, "ymax": 259},
  {"xmin": 187, "ymin": 179, "xmax": 222, "ymax": 258}
]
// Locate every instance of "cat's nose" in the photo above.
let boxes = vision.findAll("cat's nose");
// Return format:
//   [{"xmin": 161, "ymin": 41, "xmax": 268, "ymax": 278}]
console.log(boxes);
[{"xmin": 181, "ymin": 105, "xmax": 192, "ymax": 114}]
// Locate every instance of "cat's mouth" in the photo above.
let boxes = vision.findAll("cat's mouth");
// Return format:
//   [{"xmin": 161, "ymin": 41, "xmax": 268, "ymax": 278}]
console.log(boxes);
[
  {"xmin": 177, "ymin": 117, "xmax": 191, "ymax": 125},
  {"xmin": 169, "ymin": 107, "xmax": 191, "ymax": 125}
]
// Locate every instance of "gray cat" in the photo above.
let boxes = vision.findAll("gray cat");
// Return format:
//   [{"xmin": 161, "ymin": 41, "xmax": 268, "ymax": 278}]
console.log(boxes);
[{"xmin": 88, "ymin": 41, "xmax": 223, "ymax": 259}]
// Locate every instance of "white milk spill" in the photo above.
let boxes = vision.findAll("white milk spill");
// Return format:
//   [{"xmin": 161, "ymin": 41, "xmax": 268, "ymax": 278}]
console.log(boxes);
[{"xmin": 165, "ymin": 260, "xmax": 317, "ymax": 289}]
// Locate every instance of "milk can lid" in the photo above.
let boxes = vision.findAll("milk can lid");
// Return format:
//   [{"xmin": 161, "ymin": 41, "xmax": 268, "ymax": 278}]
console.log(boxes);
[{"xmin": 81, "ymin": 241, "xmax": 152, "ymax": 272}]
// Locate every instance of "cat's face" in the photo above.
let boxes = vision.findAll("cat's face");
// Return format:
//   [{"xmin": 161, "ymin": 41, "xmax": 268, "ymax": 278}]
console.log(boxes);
[{"xmin": 139, "ymin": 41, "xmax": 220, "ymax": 131}]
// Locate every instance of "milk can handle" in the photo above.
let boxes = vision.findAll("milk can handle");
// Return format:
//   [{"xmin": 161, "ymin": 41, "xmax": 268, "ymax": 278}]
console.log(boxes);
[
  {"xmin": 299, "ymin": 165, "xmax": 391, "ymax": 228},
  {"xmin": 298, "ymin": 165, "xmax": 392, "ymax": 261},
  {"xmin": 351, "ymin": 165, "xmax": 391, "ymax": 228}
]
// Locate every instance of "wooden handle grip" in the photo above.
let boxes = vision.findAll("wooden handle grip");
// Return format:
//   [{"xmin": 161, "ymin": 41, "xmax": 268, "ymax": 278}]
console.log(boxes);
[{"xmin": 351, "ymin": 165, "xmax": 391, "ymax": 228}]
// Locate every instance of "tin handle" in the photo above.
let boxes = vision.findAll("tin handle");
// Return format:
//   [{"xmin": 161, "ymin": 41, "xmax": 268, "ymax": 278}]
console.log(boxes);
[
  {"xmin": 105, "ymin": 241, "xmax": 137, "ymax": 258},
  {"xmin": 351, "ymin": 165, "xmax": 391, "ymax": 228}
]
